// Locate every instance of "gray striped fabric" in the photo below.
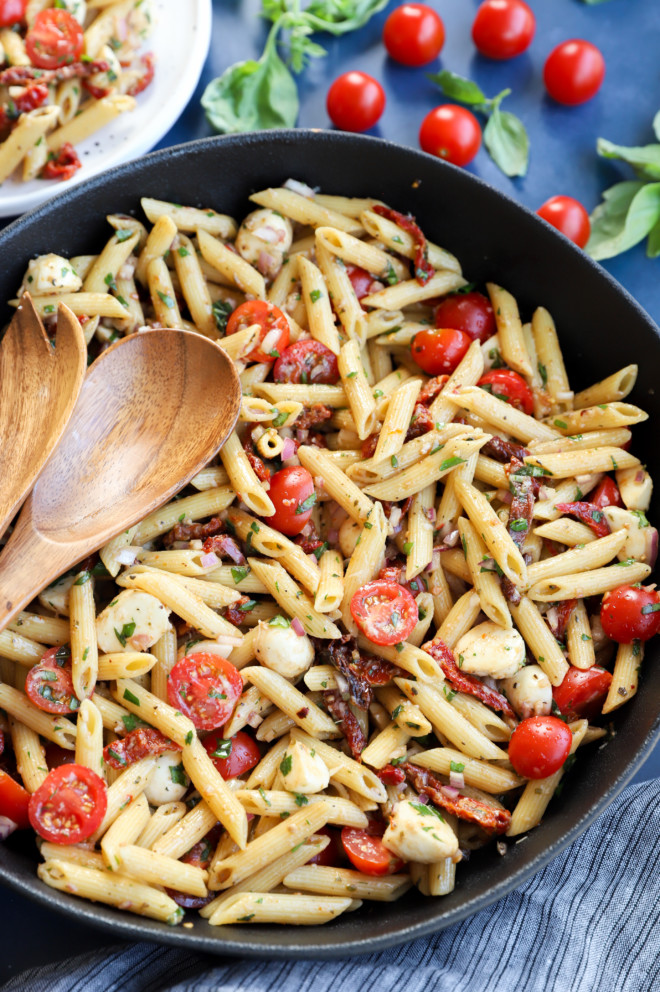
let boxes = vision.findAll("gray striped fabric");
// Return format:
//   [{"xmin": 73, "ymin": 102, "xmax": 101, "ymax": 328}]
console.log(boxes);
[{"xmin": 3, "ymin": 779, "xmax": 659, "ymax": 992}]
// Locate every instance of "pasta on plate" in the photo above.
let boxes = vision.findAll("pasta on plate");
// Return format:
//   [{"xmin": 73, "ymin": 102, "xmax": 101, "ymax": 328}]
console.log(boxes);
[{"xmin": 0, "ymin": 178, "xmax": 657, "ymax": 929}]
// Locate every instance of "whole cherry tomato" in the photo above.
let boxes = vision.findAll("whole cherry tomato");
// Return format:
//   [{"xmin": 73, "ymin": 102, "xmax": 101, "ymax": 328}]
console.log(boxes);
[
  {"xmin": 225, "ymin": 300, "xmax": 290, "ymax": 363},
  {"xmin": 507, "ymin": 715, "xmax": 573, "ymax": 779},
  {"xmin": 350, "ymin": 579, "xmax": 418, "ymax": 646},
  {"xmin": 433, "ymin": 291, "xmax": 495, "ymax": 343},
  {"xmin": 411, "ymin": 327, "xmax": 472, "ymax": 375},
  {"xmin": 383, "ymin": 4, "xmax": 445, "ymax": 67},
  {"xmin": 0, "ymin": 0, "xmax": 27, "ymax": 27},
  {"xmin": 267, "ymin": 465, "xmax": 316, "ymax": 536},
  {"xmin": 472, "ymin": 0, "xmax": 535, "ymax": 60},
  {"xmin": 273, "ymin": 339, "xmax": 340, "ymax": 385},
  {"xmin": 25, "ymin": 646, "xmax": 79, "ymax": 715},
  {"xmin": 477, "ymin": 368, "xmax": 534, "ymax": 415},
  {"xmin": 25, "ymin": 8, "xmax": 83, "ymax": 69},
  {"xmin": 167, "ymin": 653, "xmax": 243, "ymax": 730},
  {"xmin": 553, "ymin": 667, "xmax": 612, "ymax": 722},
  {"xmin": 591, "ymin": 476, "xmax": 624, "ymax": 510},
  {"xmin": 537, "ymin": 195, "xmax": 591, "ymax": 249},
  {"xmin": 28, "ymin": 764, "xmax": 107, "ymax": 844},
  {"xmin": 600, "ymin": 585, "xmax": 660, "ymax": 644},
  {"xmin": 543, "ymin": 40, "xmax": 605, "ymax": 106},
  {"xmin": 327, "ymin": 71, "xmax": 385, "ymax": 133},
  {"xmin": 419, "ymin": 105, "xmax": 482, "ymax": 167},
  {"xmin": 0, "ymin": 770, "xmax": 31, "ymax": 828},
  {"xmin": 202, "ymin": 730, "xmax": 261, "ymax": 779},
  {"xmin": 341, "ymin": 824, "xmax": 404, "ymax": 875}
]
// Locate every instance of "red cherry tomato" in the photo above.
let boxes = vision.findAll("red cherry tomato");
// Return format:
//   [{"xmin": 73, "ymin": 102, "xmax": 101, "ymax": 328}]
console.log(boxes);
[
  {"xmin": 308, "ymin": 826, "xmax": 343, "ymax": 866},
  {"xmin": 346, "ymin": 264, "xmax": 375, "ymax": 300},
  {"xmin": 202, "ymin": 730, "xmax": 261, "ymax": 779},
  {"xmin": 225, "ymin": 300, "xmax": 290, "ymax": 364},
  {"xmin": 327, "ymin": 71, "xmax": 385, "ymax": 133},
  {"xmin": 350, "ymin": 579, "xmax": 418, "ymax": 646},
  {"xmin": 25, "ymin": 8, "xmax": 84, "ymax": 69},
  {"xmin": 591, "ymin": 476, "xmax": 624, "ymax": 510},
  {"xmin": 537, "ymin": 196, "xmax": 591, "ymax": 249},
  {"xmin": 507, "ymin": 715, "xmax": 573, "ymax": 779},
  {"xmin": 273, "ymin": 338, "xmax": 340, "ymax": 385},
  {"xmin": 419, "ymin": 105, "xmax": 482, "ymax": 167},
  {"xmin": 477, "ymin": 369, "xmax": 534, "ymax": 415},
  {"xmin": 553, "ymin": 666, "xmax": 613, "ymax": 722},
  {"xmin": 0, "ymin": 769, "xmax": 31, "ymax": 828},
  {"xmin": 543, "ymin": 40, "xmax": 605, "ymax": 106},
  {"xmin": 0, "ymin": 0, "xmax": 26, "ymax": 28},
  {"xmin": 267, "ymin": 465, "xmax": 316, "ymax": 536},
  {"xmin": 600, "ymin": 585, "xmax": 660, "ymax": 644},
  {"xmin": 167, "ymin": 653, "xmax": 243, "ymax": 731},
  {"xmin": 25, "ymin": 646, "xmax": 79, "ymax": 715},
  {"xmin": 433, "ymin": 291, "xmax": 495, "ymax": 344},
  {"xmin": 341, "ymin": 825, "xmax": 404, "ymax": 875},
  {"xmin": 28, "ymin": 764, "xmax": 107, "ymax": 844},
  {"xmin": 383, "ymin": 3, "xmax": 445, "ymax": 67},
  {"xmin": 471, "ymin": 0, "xmax": 535, "ymax": 60},
  {"xmin": 411, "ymin": 327, "xmax": 472, "ymax": 375}
]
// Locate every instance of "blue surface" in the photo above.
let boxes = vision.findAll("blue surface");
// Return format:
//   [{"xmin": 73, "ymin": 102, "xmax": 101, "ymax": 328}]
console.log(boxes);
[{"xmin": 2, "ymin": 0, "xmax": 660, "ymax": 979}]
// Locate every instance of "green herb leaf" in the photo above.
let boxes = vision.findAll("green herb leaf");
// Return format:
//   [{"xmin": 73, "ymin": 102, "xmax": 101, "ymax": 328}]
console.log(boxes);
[
  {"xmin": 586, "ymin": 180, "xmax": 660, "ymax": 261},
  {"xmin": 428, "ymin": 69, "xmax": 487, "ymax": 106},
  {"xmin": 410, "ymin": 800, "xmax": 445, "ymax": 821},
  {"xmin": 295, "ymin": 492, "xmax": 317, "ymax": 514},
  {"xmin": 294, "ymin": 793, "xmax": 309, "ymax": 806},
  {"xmin": 403, "ymin": 540, "xmax": 414, "ymax": 555},
  {"xmin": 439, "ymin": 455, "xmax": 465, "ymax": 472},
  {"xmin": 450, "ymin": 760, "xmax": 465, "ymax": 773},
  {"xmin": 123, "ymin": 688, "xmax": 140, "ymax": 706},
  {"xmin": 169, "ymin": 762, "xmax": 187, "ymax": 786},
  {"xmin": 212, "ymin": 299, "xmax": 234, "ymax": 332},
  {"xmin": 74, "ymin": 571, "xmax": 91, "ymax": 585},
  {"xmin": 597, "ymin": 137, "xmax": 660, "ymax": 181},
  {"xmin": 280, "ymin": 754, "xmax": 292, "ymax": 776},
  {"xmin": 231, "ymin": 565, "xmax": 249, "ymax": 584},
  {"xmin": 114, "ymin": 621, "xmax": 136, "ymax": 647},
  {"xmin": 268, "ymin": 615, "xmax": 291, "ymax": 627},
  {"xmin": 483, "ymin": 105, "xmax": 529, "ymax": 178},
  {"xmin": 212, "ymin": 739, "xmax": 233, "ymax": 759}
]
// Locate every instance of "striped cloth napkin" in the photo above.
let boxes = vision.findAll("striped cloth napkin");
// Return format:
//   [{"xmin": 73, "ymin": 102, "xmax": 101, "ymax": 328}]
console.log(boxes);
[{"xmin": 3, "ymin": 778, "xmax": 658, "ymax": 992}]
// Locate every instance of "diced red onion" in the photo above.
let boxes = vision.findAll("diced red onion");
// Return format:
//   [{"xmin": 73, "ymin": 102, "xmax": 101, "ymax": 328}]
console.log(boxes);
[
  {"xmin": 257, "ymin": 251, "xmax": 276, "ymax": 274},
  {"xmin": 425, "ymin": 507, "xmax": 436, "ymax": 523},
  {"xmin": 645, "ymin": 528, "xmax": 658, "ymax": 569},
  {"xmin": 253, "ymin": 225, "xmax": 280, "ymax": 244},
  {"xmin": 291, "ymin": 617, "xmax": 306, "ymax": 637},
  {"xmin": 0, "ymin": 816, "xmax": 17, "ymax": 841},
  {"xmin": 441, "ymin": 785, "xmax": 460, "ymax": 799},
  {"xmin": 417, "ymin": 792, "xmax": 430, "ymax": 805},
  {"xmin": 200, "ymin": 551, "xmax": 220, "ymax": 568},
  {"xmin": 327, "ymin": 528, "xmax": 339, "ymax": 544},
  {"xmin": 449, "ymin": 770, "xmax": 465, "ymax": 789},
  {"xmin": 296, "ymin": 429, "xmax": 309, "ymax": 443},
  {"xmin": 636, "ymin": 470, "xmax": 645, "ymax": 483},
  {"xmin": 222, "ymin": 537, "xmax": 245, "ymax": 564},
  {"xmin": 281, "ymin": 437, "xmax": 296, "ymax": 460},
  {"xmin": 284, "ymin": 178, "xmax": 316, "ymax": 198}
]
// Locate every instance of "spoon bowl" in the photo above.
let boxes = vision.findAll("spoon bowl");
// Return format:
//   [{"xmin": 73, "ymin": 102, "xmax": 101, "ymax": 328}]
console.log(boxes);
[{"xmin": 0, "ymin": 327, "xmax": 241, "ymax": 629}]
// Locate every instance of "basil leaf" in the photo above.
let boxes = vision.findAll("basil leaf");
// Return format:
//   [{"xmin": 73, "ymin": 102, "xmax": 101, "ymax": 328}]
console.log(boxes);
[
  {"xmin": 654, "ymin": 110, "xmax": 660, "ymax": 142},
  {"xmin": 212, "ymin": 299, "xmax": 234, "ymax": 332},
  {"xmin": 301, "ymin": 0, "xmax": 389, "ymax": 35},
  {"xmin": 427, "ymin": 69, "xmax": 487, "ymax": 106},
  {"xmin": 597, "ymin": 138, "xmax": 660, "ymax": 181},
  {"xmin": 586, "ymin": 181, "xmax": 660, "ymax": 260},
  {"xmin": 647, "ymin": 215, "xmax": 660, "ymax": 258},
  {"xmin": 202, "ymin": 26, "xmax": 299, "ymax": 134},
  {"xmin": 483, "ymin": 106, "xmax": 529, "ymax": 178}
]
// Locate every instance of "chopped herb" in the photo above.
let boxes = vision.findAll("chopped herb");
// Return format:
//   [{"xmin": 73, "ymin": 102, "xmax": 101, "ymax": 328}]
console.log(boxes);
[
  {"xmin": 114, "ymin": 621, "xmax": 136, "ymax": 647},
  {"xmin": 395, "ymin": 642, "xmax": 404, "ymax": 653},
  {"xmin": 115, "ymin": 228, "xmax": 134, "ymax": 243},
  {"xmin": 461, "ymin": 534, "xmax": 468, "ymax": 558},
  {"xmin": 185, "ymin": 730, "xmax": 194, "ymax": 745},
  {"xmin": 74, "ymin": 571, "xmax": 91, "ymax": 585},
  {"xmin": 268, "ymin": 615, "xmax": 291, "ymax": 627},
  {"xmin": 450, "ymin": 760, "xmax": 465, "ymax": 773},
  {"xmin": 313, "ymin": 541, "xmax": 329, "ymax": 560},
  {"xmin": 231, "ymin": 565, "xmax": 249, "ymax": 584},
  {"xmin": 392, "ymin": 705, "xmax": 403, "ymax": 719},
  {"xmin": 641, "ymin": 603, "xmax": 660, "ymax": 615},
  {"xmin": 631, "ymin": 510, "xmax": 650, "ymax": 528},
  {"xmin": 212, "ymin": 299, "xmax": 234, "ymax": 331},
  {"xmin": 403, "ymin": 540, "xmax": 414, "ymax": 555},
  {"xmin": 280, "ymin": 754, "xmax": 292, "ymax": 776},
  {"xmin": 238, "ymin": 914, "xmax": 255, "ymax": 922},
  {"xmin": 410, "ymin": 801, "xmax": 445, "ymax": 822},
  {"xmin": 443, "ymin": 686, "xmax": 457, "ymax": 702},
  {"xmin": 373, "ymin": 389, "xmax": 384, "ymax": 399},
  {"xmin": 391, "ymin": 455, "xmax": 398, "ymax": 468},
  {"xmin": 439, "ymin": 456, "xmax": 465, "ymax": 471},
  {"xmin": 169, "ymin": 763, "xmax": 187, "ymax": 786},
  {"xmin": 295, "ymin": 493, "xmax": 317, "ymax": 514},
  {"xmin": 458, "ymin": 653, "xmax": 465, "ymax": 668},
  {"xmin": 121, "ymin": 714, "xmax": 139, "ymax": 732},
  {"xmin": 346, "ymin": 370, "xmax": 358, "ymax": 378},
  {"xmin": 82, "ymin": 647, "xmax": 89, "ymax": 661},
  {"xmin": 553, "ymin": 419, "xmax": 568, "ymax": 429},
  {"xmin": 258, "ymin": 786, "xmax": 271, "ymax": 806},
  {"xmin": 212, "ymin": 739, "xmax": 233, "ymax": 759},
  {"xmin": 157, "ymin": 290, "xmax": 175, "ymax": 309},
  {"xmin": 123, "ymin": 688, "xmax": 140, "ymax": 706},
  {"xmin": 581, "ymin": 633, "xmax": 592, "ymax": 641},
  {"xmin": 509, "ymin": 519, "xmax": 528, "ymax": 532},
  {"xmin": 309, "ymin": 288, "xmax": 322, "ymax": 303},
  {"xmin": 294, "ymin": 793, "xmax": 309, "ymax": 807},
  {"xmin": 239, "ymin": 600, "xmax": 257, "ymax": 611}
]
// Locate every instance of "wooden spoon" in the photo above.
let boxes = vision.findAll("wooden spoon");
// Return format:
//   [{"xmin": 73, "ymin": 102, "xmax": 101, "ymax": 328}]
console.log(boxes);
[
  {"xmin": 0, "ymin": 327, "xmax": 241, "ymax": 631},
  {"xmin": 0, "ymin": 294, "xmax": 86, "ymax": 541}
]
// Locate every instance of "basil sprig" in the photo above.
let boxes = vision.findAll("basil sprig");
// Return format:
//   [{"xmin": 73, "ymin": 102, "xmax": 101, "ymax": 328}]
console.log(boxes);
[
  {"xmin": 202, "ymin": 0, "xmax": 387, "ymax": 134},
  {"xmin": 428, "ymin": 70, "xmax": 529, "ymax": 178}
]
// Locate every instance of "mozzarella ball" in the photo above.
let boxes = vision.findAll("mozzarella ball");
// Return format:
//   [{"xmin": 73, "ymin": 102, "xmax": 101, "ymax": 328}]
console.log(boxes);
[
  {"xmin": 235, "ymin": 209, "xmax": 293, "ymax": 279},
  {"xmin": 616, "ymin": 466, "xmax": 652, "ymax": 512},
  {"xmin": 383, "ymin": 800, "xmax": 458, "ymax": 863},
  {"xmin": 280, "ymin": 740, "xmax": 329, "ymax": 794},
  {"xmin": 39, "ymin": 573, "xmax": 76, "ymax": 616},
  {"xmin": 501, "ymin": 664, "xmax": 552, "ymax": 720},
  {"xmin": 21, "ymin": 254, "xmax": 82, "ymax": 296},
  {"xmin": 177, "ymin": 639, "xmax": 233, "ymax": 661},
  {"xmin": 455, "ymin": 622, "xmax": 526, "ymax": 679},
  {"xmin": 96, "ymin": 589, "xmax": 171, "ymax": 653},
  {"xmin": 603, "ymin": 506, "xmax": 656, "ymax": 562},
  {"xmin": 143, "ymin": 750, "xmax": 189, "ymax": 806},
  {"xmin": 254, "ymin": 620, "xmax": 314, "ymax": 679},
  {"xmin": 339, "ymin": 516, "xmax": 362, "ymax": 558},
  {"xmin": 86, "ymin": 44, "xmax": 122, "ymax": 96}
]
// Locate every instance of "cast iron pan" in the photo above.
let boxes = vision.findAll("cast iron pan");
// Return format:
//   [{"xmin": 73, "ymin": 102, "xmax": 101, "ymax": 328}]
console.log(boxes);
[{"xmin": 1, "ymin": 130, "xmax": 659, "ymax": 958}]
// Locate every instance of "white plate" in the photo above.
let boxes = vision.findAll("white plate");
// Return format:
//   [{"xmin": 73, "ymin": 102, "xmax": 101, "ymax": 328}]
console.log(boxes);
[{"xmin": 0, "ymin": 0, "xmax": 212, "ymax": 218}]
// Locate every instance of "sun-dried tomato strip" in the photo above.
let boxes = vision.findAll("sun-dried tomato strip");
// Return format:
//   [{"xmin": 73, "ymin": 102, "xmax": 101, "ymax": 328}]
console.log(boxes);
[
  {"xmin": 372, "ymin": 204, "xmax": 434, "ymax": 285},
  {"xmin": 164, "ymin": 515, "xmax": 224, "ymax": 548},
  {"xmin": 202, "ymin": 534, "xmax": 246, "ymax": 564},
  {"xmin": 422, "ymin": 637, "xmax": 514, "ymax": 718},
  {"xmin": 378, "ymin": 763, "xmax": 405, "ymax": 785},
  {"xmin": 223, "ymin": 595, "xmax": 255, "ymax": 627},
  {"xmin": 0, "ymin": 61, "xmax": 109, "ymax": 86},
  {"xmin": 323, "ymin": 689, "xmax": 366, "ymax": 759},
  {"xmin": 482, "ymin": 437, "xmax": 530, "ymax": 463},
  {"xmin": 103, "ymin": 727, "xmax": 180, "ymax": 769},
  {"xmin": 555, "ymin": 502, "xmax": 611, "ymax": 538},
  {"xmin": 321, "ymin": 636, "xmax": 398, "ymax": 709},
  {"xmin": 546, "ymin": 599, "xmax": 577, "ymax": 641},
  {"xmin": 403, "ymin": 762, "xmax": 511, "ymax": 834},
  {"xmin": 418, "ymin": 374, "xmax": 449, "ymax": 406},
  {"xmin": 295, "ymin": 403, "xmax": 333, "ymax": 430}
]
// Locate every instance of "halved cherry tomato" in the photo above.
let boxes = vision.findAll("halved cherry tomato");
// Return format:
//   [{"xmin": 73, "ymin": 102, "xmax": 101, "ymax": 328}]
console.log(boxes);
[
  {"xmin": 0, "ymin": 769, "xmax": 30, "ymax": 828},
  {"xmin": 25, "ymin": 646, "xmax": 79, "ymax": 715},
  {"xmin": 167, "ymin": 653, "xmax": 243, "ymax": 731},
  {"xmin": 553, "ymin": 666, "xmax": 612, "ymax": 722},
  {"xmin": 411, "ymin": 327, "xmax": 471, "ymax": 375},
  {"xmin": 28, "ymin": 764, "xmax": 107, "ymax": 844},
  {"xmin": 25, "ymin": 9, "xmax": 83, "ymax": 70},
  {"xmin": 536, "ymin": 196, "xmax": 591, "ymax": 249},
  {"xmin": 341, "ymin": 824, "xmax": 404, "ymax": 875},
  {"xmin": 419, "ymin": 105, "xmax": 482, "ymax": 167},
  {"xmin": 507, "ymin": 715, "xmax": 573, "ymax": 779},
  {"xmin": 383, "ymin": 4, "xmax": 445, "ymax": 67},
  {"xmin": 543, "ymin": 39, "xmax": 605, "ymax": 106},
  {"xmin": 346, "ymin": 264, "xmax": 375, "ymax": 300},
  {"xmin": 267, "ymin": 465, "xmax": 316, "ymax": 536},
  {"xmin": 202, "ymin": 730, "xmax": 261, "ymax": 779},
  {"xmin": 433, "ymin": 291, "xmax": 495, "ymax": 344},
  {"xmin": 472, "ymin": 0, "xmax": 535, "ymax": 60},
  {"xmin": 591, "ymin": 476, "xmax": 624, "ymax": 510},
  {"xmin": 477, "ymin": 369, "xmax": 534, "ymax": 415},
  {"xmin": 600, "ymin": 585, "xmax": 660, "ymax": 644},
  {"xmin": 226, "ymin": 300, "xmax": 290, "ymax": 363},
  {"xmin": 273, "ymin": 338, "xmax": 340, "ymax": 385},
  {"xmin": 326, "ymin": 71, "xmax": 385, "ymax": 133},
  {"xmin": 0, "ymin": 0, "xmax": 27, "ymax": 28},
  {"xmin": 103, "ymin": 727, "xmax": 179, "ymax": 770},
  {"xmin": 350, "ymin": 579, "xmax": 418, "ymax": 646},
  {"xmin": 308, "ymin": 826, "xmax": 343, "ymax": 866}
]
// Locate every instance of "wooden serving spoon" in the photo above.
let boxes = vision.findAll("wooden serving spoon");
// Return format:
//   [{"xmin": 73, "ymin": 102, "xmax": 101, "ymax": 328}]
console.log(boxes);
[
  {"xmin": 0, "ymin": 294, "xmax": 86, "ymax": 541},
  {"xmin": 0, "ymin": 327, "xmax": 241, "ymax": 631}
]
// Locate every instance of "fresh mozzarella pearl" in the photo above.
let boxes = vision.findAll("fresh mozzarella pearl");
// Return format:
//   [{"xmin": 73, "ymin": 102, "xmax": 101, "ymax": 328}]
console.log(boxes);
[
  {"xmin": 143, "ymin": 750, "xmax": 189, "ymax": 806},
  {"xmin": 280, "ymin": 740, "xmax": 329, "ymax": 794},
  {"xmin": 21, "ymin": 254, "xmax": 82, "ymax": 296},
  {"xmin": 38, "ymin": 573, "xmax": 76, "ymax": 616},
  {"xmin": 235, "ymin": 209, "xmax": 293, "ymax": 279},
  {"xmin": 339, "ymin": 516, "xmax": 362, "ymax": 558},
  {"xmin": 96, "ymin": 589, "xmax": 171, "ymax": 653},
  {"xmin": 455, "ymin": 622, "xmax": 526, "ymax": 679},
  {"xmin": 383, "ymin": 800, "xmax": 458, "ymax": 863},
  {"xmin": 176, "ymin": 640, "xmax": 233, "ymax": 661},
  {"xmin": 254, "ymin": 621, "xmax": 314, "ymax": 679},
  {"xmin": 603, "ymin": 506, "xmax": 655, "ymax": 562},
  {"xmin": 501, "ymin": 665, "xmax": 552, "ymax": 720},
  {"xmin": 616, "ymin": 466, "xmax": 652, "ymax": 511}
]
